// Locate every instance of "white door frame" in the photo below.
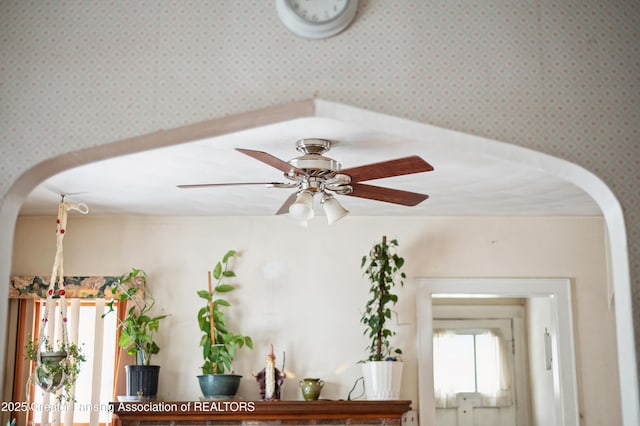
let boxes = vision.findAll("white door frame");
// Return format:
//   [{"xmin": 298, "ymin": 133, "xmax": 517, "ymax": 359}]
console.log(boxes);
[{"xmin": 416, "ymin": 278, "xmax": 579, "ymax": 426}]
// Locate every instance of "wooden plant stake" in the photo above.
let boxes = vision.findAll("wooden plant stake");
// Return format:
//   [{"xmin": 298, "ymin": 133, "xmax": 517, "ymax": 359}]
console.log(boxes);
[{"xmin": 207, "ymin": 271, "xmax": 215, "ymax": 347}]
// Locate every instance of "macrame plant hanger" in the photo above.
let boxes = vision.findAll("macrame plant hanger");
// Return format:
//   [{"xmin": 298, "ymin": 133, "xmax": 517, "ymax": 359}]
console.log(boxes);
[{"xmin": 30, "ymin": 196, "xmax": 89, "ymax": 395}]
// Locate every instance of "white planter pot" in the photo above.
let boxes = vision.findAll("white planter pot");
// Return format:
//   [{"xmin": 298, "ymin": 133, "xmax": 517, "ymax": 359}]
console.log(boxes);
[{"xmin": 362, "ymin": 361, "xmax": 403, "ymax": 400}]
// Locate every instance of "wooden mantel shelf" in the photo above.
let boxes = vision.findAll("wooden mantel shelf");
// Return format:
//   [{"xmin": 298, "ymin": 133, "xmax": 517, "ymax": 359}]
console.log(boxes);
[{"xmin": 111, "ymin": 400, "xmax": 412, "ymax": 425}]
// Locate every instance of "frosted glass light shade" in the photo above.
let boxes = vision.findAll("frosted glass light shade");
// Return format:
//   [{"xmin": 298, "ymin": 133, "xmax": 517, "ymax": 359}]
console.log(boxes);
[
  {"xmin": 289, "ymin": 191, "xmax": 315, "ymax": 221},
  {"xmin": 322, "ymin": 196, "xmax": 349, "ymax": 224}
]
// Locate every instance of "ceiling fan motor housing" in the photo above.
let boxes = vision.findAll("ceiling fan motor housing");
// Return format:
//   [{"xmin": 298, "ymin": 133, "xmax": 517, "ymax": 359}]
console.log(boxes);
[
  {"xmin": 288, "ymin": 139, "xmax": 342, "ymax": 178},
  {"xmin": 287, "ymin": 139, "xmax": 353, "ymax": 195}
]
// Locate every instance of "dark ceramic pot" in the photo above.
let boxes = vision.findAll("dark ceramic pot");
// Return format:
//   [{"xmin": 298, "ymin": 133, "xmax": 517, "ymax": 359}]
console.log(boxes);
[
  {"xmin": 197, "ymin": 374, "xmax": 242, "ymax": 399},
  {"xmin": 125, "ymin": 365, "xmax": 160, "ymax": 398}
]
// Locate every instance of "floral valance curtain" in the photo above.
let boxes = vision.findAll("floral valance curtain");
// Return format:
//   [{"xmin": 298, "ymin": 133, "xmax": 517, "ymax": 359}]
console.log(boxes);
[{"xmin": 9, "ymin": 275, "xmax": 142, "ymax": 299}]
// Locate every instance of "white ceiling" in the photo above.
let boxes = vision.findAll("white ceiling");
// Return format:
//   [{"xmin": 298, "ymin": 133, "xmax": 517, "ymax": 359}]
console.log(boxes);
[{"xmin": 20, "ymin": 101, "xmax": 601, "ymax": 217}]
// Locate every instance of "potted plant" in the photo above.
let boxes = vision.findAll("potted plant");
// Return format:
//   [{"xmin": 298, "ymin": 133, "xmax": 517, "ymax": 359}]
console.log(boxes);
[
  {"xmin": 25, "ymin": 335, "xmax": 86, "ymax": 402},
  {"xmin": 197, "ymin": 250, "xmax": 253, "ymax": 399},
  {"xmin": 105, "ymin": 268, "xmax": 168, "ymax": 399},
  {"xmin": 359, "ymin": 235, "xmax": 406, "ymax": 400}
]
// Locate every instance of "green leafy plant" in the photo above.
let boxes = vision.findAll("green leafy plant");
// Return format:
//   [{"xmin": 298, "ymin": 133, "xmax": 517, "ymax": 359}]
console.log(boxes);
[
  {"xmin": 360, "ymin": 235, "xmax": 406, "ymax": 362},
  {"xmin": 197, "ymin": 250, "xmax": 253, "ymax": 374},
  {"xmin": 104, "ymin": 268, "xmax": 168, "ymax": 365},
  {"xmin": 24, "ymin": 335, "xmax": 86, "ymax": 402}
]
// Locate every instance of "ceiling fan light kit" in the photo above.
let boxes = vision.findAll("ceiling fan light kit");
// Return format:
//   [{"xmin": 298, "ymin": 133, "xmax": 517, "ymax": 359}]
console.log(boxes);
[
  {"xmin": 178, "ymin": 138, "xmax": 433, "ymax": 225},
  {"xmin": 321, "ymin": 194, "xmax": 350, "ymax": 225},
  {"xmin": 289, "ymin": 190, "xmax": 315, "ymax": 222}
]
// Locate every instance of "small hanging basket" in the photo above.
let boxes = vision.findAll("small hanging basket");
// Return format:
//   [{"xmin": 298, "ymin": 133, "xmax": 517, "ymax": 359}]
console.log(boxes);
[{"xmin": 35, "ymin": 351, "xmax": 68, "ymax": 392}]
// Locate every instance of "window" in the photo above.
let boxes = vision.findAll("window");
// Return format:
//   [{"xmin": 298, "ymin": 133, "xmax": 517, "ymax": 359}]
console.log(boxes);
[{"xmin": 432, "ymin": 327, "xmax": 512, "ymax": 407}]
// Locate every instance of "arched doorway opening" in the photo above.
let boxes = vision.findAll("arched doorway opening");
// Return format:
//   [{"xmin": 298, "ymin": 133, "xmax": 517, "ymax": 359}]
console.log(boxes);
[{"xmin": 0, "ymin": 99, "xmax": 637, "ymax": 424}]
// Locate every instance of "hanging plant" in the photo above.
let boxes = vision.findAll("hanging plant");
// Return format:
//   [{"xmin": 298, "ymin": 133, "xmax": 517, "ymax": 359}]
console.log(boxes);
[
  {"xmin": 26, "ymin": 198, "xmax": 88, "ymax": 402},
  {"xmin": 360, "ymin": 235, "xmax": 406, "ymax": 362},
  {"xmin": 24, "ymin": 335, "xmax": 86, "ymax": 402}
]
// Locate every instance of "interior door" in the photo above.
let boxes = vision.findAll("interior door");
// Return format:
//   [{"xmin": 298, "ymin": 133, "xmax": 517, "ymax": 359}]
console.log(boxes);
[{"xmin": 433, "ymin": 318, "xmax": 519, "ymax": 426}]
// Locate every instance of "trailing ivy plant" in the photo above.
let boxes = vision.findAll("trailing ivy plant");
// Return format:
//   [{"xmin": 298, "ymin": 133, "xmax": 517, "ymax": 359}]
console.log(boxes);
[
  {"xmin": 197, "ymin": 250, "xmax": 253, "ymax": 375},
  {"xmin": 24, "ymin": 335, "xmax": 86, "ymax": 402},
  {"xmin": 104, "ymin": 268, "xmax": 169, "ymax": 366},
  {"xmin": 360, "ymin": 235, "xmax": 406, "ymax": 362}
]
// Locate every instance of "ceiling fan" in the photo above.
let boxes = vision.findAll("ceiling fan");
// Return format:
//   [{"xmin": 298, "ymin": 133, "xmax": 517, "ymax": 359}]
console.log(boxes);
[{"xmin": 177, "ymin": 139, "xmax": 434, "ymax": 224}]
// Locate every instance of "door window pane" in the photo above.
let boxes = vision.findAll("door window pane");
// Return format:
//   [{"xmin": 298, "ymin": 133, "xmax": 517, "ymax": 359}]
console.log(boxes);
[
  {"xmin": 433, "ymin": 330, "xmax": 506, "ymax": 395},
  {"xmin": 434, "ymin": 333, "xmax": 476, "ymax": 393}
]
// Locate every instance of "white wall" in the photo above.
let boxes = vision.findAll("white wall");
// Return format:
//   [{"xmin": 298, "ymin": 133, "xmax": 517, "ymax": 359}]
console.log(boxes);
[{"xmin": 10, "ymin": 215, "xmax": 621, "ymax": 425}]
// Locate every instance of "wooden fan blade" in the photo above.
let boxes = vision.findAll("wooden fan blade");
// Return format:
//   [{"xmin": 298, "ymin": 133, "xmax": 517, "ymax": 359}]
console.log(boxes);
[
  {"xmin": 177, "ymin": 182, "xmax": 294, "ymax": 189},
  {"xmin": 276, "ymin": 192, "xmax": 297, "ymax": 215},
  {"xmin": 347, "ymin": 183, "xmax": 429, "ymax": 206},
  {"xmin": 236, "ymin": 148, "xmax": 306, "ymax": 176},
  {"xmin": 340, "ymin": 155, "xmax": 433, "ymax": 183}
]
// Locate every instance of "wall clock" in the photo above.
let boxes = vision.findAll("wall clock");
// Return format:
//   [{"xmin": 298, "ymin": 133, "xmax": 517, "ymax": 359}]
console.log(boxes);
[{"xmin": 275, "ymin": 0, "xmax": 358, "ymax": 39}]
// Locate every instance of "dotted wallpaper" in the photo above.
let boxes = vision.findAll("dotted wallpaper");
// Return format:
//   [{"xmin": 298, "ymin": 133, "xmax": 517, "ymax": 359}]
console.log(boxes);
[{"xmin": 1, "ymin": 0, "xmax": 639, "ymax": 371}]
